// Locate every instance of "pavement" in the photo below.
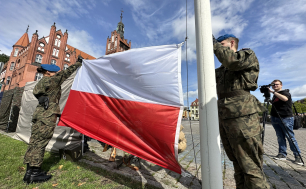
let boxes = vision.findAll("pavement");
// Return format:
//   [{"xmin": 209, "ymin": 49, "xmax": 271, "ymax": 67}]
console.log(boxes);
[{"xmin": 1, "ymin": 121, "xmax": 306, "ymax": 188}]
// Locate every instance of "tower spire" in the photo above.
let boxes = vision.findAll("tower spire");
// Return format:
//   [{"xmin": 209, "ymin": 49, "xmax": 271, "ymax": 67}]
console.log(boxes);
[
  {"xmin": 120, "ymin": 9, "xmax": 123, "ymax": 22},
  {"xmin": 116, "ymin": 9, "xmax": 125, "ymax": 39},
  {"xmin": 26, "ymin": 25, "xmax": 29, "ymax": 33}
]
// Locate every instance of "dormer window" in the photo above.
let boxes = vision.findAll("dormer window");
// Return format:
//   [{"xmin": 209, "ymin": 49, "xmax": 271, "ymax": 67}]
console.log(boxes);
[
  {"xmin": 57, "ymin": 34, "xmax": 61, "ymax": 39},
  {"xmin": 39, "ymin": 43, "xmax": 45, "ymax": 47}
]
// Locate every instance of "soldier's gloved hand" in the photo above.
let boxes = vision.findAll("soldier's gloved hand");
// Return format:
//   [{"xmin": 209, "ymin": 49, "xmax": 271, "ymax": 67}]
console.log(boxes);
[
  {"xmin": 212, "ymin": 35, "xmax": 217, "ymax": 45},
  {"xmin": 77, "ymin": 56, "xmax": 84, "ymax": 63}
]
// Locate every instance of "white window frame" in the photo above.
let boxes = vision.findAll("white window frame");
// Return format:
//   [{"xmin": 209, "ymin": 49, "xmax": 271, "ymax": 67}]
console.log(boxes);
[
  {"xmin": 6, "ymin": 76, "xmax": 11, "ymax": 85},
  {"xmin": 9, "ymin": 62, "xmax": 15, "ymax": 70},
  {"xmin": 35, "ymin": 54, "xmax": 42, "ymax": 63},
  {"xmin": 35, "ymin": 72, "xmax": 43, "ymax": 81},
  {"xmin": 56, "ymin": 50, "xmax": 59, "ymax": 57},
  {"xmin": 54, "ymin": 39, "xmax": 58, "ymax": 46},
  {"xmin": 58, "ymin": 40, "xmax": 61, "ymax": 47},
  {"xmin": 51, "ymin": 59, "xmax": 56, "ymax": 65},
  {"xmin": 52, "ymin": 48, "xmax": 56, "ymax": 56},
  {"xmin": 13, "ymin": 48, "xmax": 19, "ymax": 56},
  {"xmin": 64, "ymin": 64, "xmax": 69, "ymax": 70}
]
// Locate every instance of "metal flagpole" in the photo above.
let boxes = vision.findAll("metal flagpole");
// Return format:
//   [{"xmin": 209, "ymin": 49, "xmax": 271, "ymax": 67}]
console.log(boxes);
[{"xmin": 194, "ymin": 0, "xmax": 223, "ymax": 188}]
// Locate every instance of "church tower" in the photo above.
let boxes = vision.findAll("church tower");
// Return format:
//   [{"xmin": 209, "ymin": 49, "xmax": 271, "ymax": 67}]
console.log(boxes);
[{"xmin": 105, "ymin": 11, "xmax": 131, "ymax": 55}]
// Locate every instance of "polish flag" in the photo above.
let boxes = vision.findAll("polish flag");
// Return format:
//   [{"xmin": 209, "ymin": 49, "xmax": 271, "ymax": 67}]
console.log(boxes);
[{"xmin": 58, "ymin": 44, "xmax": 184, "ymax": 173}]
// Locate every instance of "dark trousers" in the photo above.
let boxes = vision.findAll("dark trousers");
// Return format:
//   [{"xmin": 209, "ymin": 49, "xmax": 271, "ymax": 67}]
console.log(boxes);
[
  {"xmin": 24, "ymin": 115, "xmax": 57, "ymax": 167},
  {"xmin": 219, "ymin": 113, "xmax": 270, "ymax": 189}
]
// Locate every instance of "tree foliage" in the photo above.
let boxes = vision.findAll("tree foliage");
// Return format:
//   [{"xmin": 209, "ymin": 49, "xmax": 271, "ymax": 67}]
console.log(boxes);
[{"xmin": 0, "ymin": 53, "xmax": 9, "ymax": 64}]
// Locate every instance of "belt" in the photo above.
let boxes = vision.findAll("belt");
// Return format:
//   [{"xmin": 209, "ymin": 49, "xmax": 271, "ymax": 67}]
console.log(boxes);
[{"xmin": 219, "ymin": 90, "xmax": 250, "ymax": 99}]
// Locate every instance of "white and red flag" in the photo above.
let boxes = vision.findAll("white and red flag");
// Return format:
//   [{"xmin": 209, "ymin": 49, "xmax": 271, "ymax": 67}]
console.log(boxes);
[{"xmin": 58, "ymin": 44, "xmax": 184, "ymax": 173}]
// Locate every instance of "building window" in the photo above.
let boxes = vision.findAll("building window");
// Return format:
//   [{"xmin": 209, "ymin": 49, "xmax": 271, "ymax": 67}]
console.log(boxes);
[
  {"xmin": 51, "ymin": 59, "xmax": 56, "ymax": 65},
  {"xmin": 34, "ymin": 72, "xmax": 43, "ymax": 81},
  {"xmin": 115, "ymin": 38, "xmax": 117, "ymax": 47},
  {"xmin": 35, "ymin": 54, "xmax": 42, "ymax": 63},
  {"xmin": 112, "ymin": 35, "xmax": 114, "ymax": 42},
  {"xmin": 108, "ymin": 43, "xmax": 110, "ymax": 50},
  {"xmin": 52, "ymin": 48, "xmax": 56, "ymax": 56},
  {"xmin": 9, "ymin": 62, "xmax": 15, "ymax": 70},
  {"xmin": 58, "ymin": 40, "xmax": 61, "ymax": 47},
  {"xmin": 13, "ymin": 48, "xmax": 19, "ymax": 56},
  {"xmin": 64, "ymin": 64, "xmax": 69, "ymax": 70},
  {"xmin": 56, "ymin": 50, "xmax": 59, "ymax": 57},
  {"xmin": 54, "ymin": 39, "xmax": 58, "ymax": 46},
  {"xmin": 6, "ymin": 76, "xmax": 11, "ymax": 85}
]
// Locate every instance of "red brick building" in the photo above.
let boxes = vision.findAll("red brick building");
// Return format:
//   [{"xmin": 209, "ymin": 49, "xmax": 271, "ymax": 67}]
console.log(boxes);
[
  {"xmin": 1, "ymin": 23, "xmax": 95, "ymax": 91},
  {"xmin": 105, "ymin": 12, "xmax": 131, "ymax": 55}
]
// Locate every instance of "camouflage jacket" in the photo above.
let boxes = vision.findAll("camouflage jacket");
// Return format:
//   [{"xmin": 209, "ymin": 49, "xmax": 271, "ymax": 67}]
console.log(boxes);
[
  {"xmin": 214, "ymin": 42, "xmax": 265, "ymax": 119},
  {"xmin": 32, "ymin": 62, "xmax": 82, "ymax": 122}
]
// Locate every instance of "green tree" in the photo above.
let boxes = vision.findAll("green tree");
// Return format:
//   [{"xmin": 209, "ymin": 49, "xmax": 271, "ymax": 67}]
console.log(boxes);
[{"xmin": 0, "ymin": 53, "xmax": 9, "ymax": 63}]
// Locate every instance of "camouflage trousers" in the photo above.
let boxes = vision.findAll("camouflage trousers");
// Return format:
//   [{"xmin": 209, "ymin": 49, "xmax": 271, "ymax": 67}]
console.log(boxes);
[
  {"xmin": 219, "ymin": 113, "xmax": 270, "ymax": 189},
  {"xmin": 24, "ymin": 114, "xmax": 57, "ymax": 167}
]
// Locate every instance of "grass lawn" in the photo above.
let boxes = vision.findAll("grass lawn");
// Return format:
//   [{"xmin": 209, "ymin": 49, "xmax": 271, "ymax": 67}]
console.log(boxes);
[{"xmin": 0, "ymin": 133, "xmax": 159, "ymax": 189}]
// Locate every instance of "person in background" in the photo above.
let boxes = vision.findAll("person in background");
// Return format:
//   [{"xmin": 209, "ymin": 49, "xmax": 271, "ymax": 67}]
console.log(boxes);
[{"xmin": 268, "ymin": 79, "xmax": 303, "ymax": 165}]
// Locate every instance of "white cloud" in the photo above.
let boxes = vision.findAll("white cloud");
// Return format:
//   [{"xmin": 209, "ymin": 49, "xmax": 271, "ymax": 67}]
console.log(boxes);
[
  {"xmin": 291, "ymin": 84, "xmax": 306, "ymax": 98},
  {"xmin": 257, "ymin": 0, "xmax": 306, "ymax": 43},
  {"xmin": 67, "ymin": 30, "xmax": 104, "ymax": 58},
  {"xmin": 0, "ymin": 0, "xmax": 103, "ymax": 57},
  {"xmin": 183, "ymin": 89, "xmax": 198, "ymax": 101},
  {"xmin": 170, "ymin": 0, "xmax": 255, "ymax": 62}
]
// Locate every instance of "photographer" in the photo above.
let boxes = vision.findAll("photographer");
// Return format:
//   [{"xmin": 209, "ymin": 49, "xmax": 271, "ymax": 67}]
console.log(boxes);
[
  {"xmin": 213, "ymin": 34, "xmax": 270, "ymax": 189},
  {"xmin": 268, "ymin": 80, "xmax": 303, "ymax": 165}
]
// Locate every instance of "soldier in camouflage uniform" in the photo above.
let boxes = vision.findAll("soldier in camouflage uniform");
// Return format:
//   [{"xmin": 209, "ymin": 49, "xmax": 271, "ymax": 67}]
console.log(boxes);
[
  {"xmin": 23, "ymin": 57, "xmax": 83, "ymax": 184},
  {"xmin": 213, "ymin": 34, "xmax": 270, "ymax": 189}
]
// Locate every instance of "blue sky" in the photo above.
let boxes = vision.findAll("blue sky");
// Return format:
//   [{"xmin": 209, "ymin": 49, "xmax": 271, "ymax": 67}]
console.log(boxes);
[{"xmin": 0, "ymin": 0, "xmax": 306, "ymax": 105}]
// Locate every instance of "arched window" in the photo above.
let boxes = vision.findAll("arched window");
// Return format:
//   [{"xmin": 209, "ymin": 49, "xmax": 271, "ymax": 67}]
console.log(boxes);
[
  {"xmin": 58, "ymin": 40, "xmax": 61, "ymax": 47},
  {"xmin": 115, "ymin": 38, "xmax": 117, "ymax": 47},
  {"xmin": 56, "ymin": 50, "xmax": 59, "ymax": 57},
  {"xmin": 52, "ymin": 48, "xmax": 56, "ymax": 56},
  {"xmin": 112, "ymin": 35, "xmax": 114, "ymax": 42},
  {"xmin": 51, "ymin": 59, "xmax": 56, "ymax": 65},
  {"xmin": 6, "ymin": 76, "xmax": 11, "ymax": 85},
  {"xmin": 35, "ymin": 54, "xmax": 42, "ymax": 63},
  {"xmin": 9, "ymin": 62, "xmax": 15, "ymax": 70},
  {"xmin": 35, "ymin": 72, "xmax": 43, "ymax": 81},
  {"xmin": 54, "ymin": 39, "xmax": 58, "ymax": 46},
  {"xmin": 64, "ymin": 64, "xmax": 69, "ymax": 70},
  {"xmin": 108, "ymin": 43, "xmax": 110, "ymax": 50},
  {"xmin": 14, "ymin": 48, "xmax": 19, "ymax": 56}
]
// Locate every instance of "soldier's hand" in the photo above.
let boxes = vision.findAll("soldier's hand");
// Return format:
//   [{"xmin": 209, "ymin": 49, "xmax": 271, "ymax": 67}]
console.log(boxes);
[
  {"xmin": 212, "ymin": 35, "xmax": 217, "ymax": 45},
  {"xmin": 77, "ymin": 56, "xmax": 84, "ymax": 63}
]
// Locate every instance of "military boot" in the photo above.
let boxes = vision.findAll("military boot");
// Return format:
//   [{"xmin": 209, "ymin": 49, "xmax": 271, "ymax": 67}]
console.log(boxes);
[
  {"xmin": 27, "ymin": 167, "xmax": 52, "ymax": 184},
  {"xmin": 23, "ymin": 164, "xmax": 31, "ymax": 183}
]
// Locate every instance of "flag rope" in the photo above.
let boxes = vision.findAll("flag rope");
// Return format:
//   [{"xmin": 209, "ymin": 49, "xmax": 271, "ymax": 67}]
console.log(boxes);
[{"xmin": 185, "ymin": 0, "xmax": 201, "ymax": 182}]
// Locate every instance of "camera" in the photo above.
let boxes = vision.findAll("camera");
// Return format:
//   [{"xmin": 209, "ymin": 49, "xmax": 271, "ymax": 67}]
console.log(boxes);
[{"xmin": 259, "ymin": 83, "xmax": 275, "ymax": 98}]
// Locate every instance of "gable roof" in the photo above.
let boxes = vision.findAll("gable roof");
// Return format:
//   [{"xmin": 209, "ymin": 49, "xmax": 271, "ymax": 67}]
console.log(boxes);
[
  {"xmin": 14, "ymin": 33, "xmax": 29, "ymax": 47},
  {"xmin": 66, "ymin": 44, "xmax": 96, "ymax": 60},
  {"xmin": 190, "ymin": 98, "xmax": 199, "ymax": 106}
]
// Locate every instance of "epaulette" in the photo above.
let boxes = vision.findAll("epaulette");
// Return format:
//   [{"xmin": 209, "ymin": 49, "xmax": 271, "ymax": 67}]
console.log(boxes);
[{"xmin": 241, "ymin": 48, "xmax": 251, "ymax": 51}]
